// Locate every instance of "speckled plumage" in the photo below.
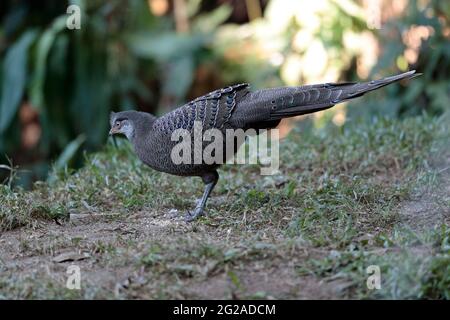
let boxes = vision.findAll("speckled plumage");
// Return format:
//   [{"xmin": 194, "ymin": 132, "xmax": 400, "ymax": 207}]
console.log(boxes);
[{"xmin": 110, "ymin": 71, "xmax": 419, "ymax": 221}]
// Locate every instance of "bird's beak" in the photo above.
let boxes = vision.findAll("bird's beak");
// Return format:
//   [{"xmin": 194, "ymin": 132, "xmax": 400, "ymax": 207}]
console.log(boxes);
[{"xmin": 109, "ymin": 127, "xmax": 119, "ymax": 135}]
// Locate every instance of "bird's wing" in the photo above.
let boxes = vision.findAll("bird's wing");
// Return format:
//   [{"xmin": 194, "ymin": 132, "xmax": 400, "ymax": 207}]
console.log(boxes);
[{"xmin": 153, "ymin": 83, "xmax": 250, "ymax": 133}]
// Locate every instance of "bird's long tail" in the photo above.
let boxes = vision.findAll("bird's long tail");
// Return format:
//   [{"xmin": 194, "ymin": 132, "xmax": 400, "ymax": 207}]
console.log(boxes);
[{"xmin": 267, "ymin": 70, "xmax": 420, "ymax": 120}]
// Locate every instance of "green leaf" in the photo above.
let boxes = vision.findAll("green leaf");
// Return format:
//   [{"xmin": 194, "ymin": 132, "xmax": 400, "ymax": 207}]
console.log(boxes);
[
  {"xmin": 227, "ymin": 270, "xmax": 243, "ymax": 289},
  {"xmin": 30, "ymin": 16, "xmax": 67, "ymax": 111},
  {"xmin": 192, "ymin": 4, "xmax": 232, "ymax": 33},
  {"xmin": 127, "ymin": 32, "xmax": 207, "ymax": 61},
  {"xmin": 54, "ymin": 134, "xmax": 86, "ymax": 171},
  {"xmin": 0, "ymin": 30, "xmax": 38, "ymax": 133},
  {"xmin": 162, "ymin": 55, "xmax": 195, "ymax": 102},
  {"xmin": 186, "ymin": 0, "xmax": 202, "ymax": 18}
]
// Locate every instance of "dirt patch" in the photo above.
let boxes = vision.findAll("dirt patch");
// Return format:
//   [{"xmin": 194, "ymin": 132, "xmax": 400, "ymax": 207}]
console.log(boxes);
[
  {"xmin": 184, "ymin": 265, "xmax": 336, "ymax": 299},
  {"xmin": 0, "ymin": 208, "xmax": 336, "ymax": 299},
  {"xmin": 400, "ymin": 154, "xmax": 450, "ymax": 232}
]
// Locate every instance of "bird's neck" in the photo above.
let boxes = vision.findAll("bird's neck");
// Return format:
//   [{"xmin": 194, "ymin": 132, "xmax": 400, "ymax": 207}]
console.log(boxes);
[{"xmin": 129, "ymin": 113, "xmax": 157, "ymax": 147}]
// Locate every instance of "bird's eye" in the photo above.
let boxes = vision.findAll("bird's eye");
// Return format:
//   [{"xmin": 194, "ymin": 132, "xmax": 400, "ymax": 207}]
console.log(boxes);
[{"xmin": 115, "ymin": 121, "xmax": 121, "ymax": 127}]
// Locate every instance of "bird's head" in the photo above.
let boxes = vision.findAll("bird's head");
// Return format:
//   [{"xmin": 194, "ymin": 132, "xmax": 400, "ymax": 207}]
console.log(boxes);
[{"xmin": 109, "ymin": 111, "xmax": 136, "ymax": 140}]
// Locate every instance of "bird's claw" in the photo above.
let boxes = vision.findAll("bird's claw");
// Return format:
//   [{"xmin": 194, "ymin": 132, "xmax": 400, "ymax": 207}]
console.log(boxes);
[{"xmin": 184, "ymin": 207, "xmax": 204, "ymax": 222}]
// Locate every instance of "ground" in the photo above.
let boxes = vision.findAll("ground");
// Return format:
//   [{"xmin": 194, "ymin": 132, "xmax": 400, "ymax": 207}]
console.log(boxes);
[{"xmin": 0, "ymin": 114, "xmax": 449, "ymax": 299}]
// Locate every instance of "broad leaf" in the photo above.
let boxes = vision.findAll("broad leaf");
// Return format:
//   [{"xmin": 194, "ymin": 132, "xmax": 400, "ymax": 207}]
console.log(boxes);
[
  {"xmin": 162, "ymin": 55, "xmax": 195, "ymax": 103},
  {"xmin": 127, "ymin": 32, "xmax": 206, "ymax": 61},
  {"xmin": 30, "ymin": 16, "xmax": 67, "ymax": 111},
  {"xmin": 193, "ymin": 4, "xmax": 232, "ymax": 33},
  {"xmin": 0, "ymin": 30, "xmax": 38, "ymax": 133},
  {"xmin": 54, "ymin": 134, "xmax": 86, "ymax": 171}
]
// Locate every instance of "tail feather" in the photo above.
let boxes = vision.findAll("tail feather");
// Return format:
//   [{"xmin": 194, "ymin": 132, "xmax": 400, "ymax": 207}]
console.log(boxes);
[
  {"xmin": 268, "ymin": 70, "xmax": 419, "ymax": 120},
  {"xmin": 340, "ymin": 70, "xmax": 419, "ymax": 101}
]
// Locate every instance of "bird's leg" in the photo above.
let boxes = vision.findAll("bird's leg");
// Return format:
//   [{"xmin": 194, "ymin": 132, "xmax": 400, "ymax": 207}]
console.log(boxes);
[{"xmin": 185, "ymin": 171, "xmax": 219, "ymax": 222}]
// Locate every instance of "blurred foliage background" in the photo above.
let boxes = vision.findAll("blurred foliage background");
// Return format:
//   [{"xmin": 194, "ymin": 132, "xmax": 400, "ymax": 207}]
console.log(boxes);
[{"xmin": 0, "ymin": 0, "xmax": 449, "ymax": 187}]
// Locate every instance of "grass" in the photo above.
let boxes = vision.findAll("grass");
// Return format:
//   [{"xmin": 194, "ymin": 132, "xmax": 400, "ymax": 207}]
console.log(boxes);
[{"xmin": 0, "ymin": 113, "xmax": 449, "ymax": 299}]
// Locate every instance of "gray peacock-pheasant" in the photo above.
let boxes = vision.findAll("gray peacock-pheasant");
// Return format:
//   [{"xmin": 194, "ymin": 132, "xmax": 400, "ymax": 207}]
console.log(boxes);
[{"xmin": 109, "ymin": 70, "xmax": 419, "ymax": 221}]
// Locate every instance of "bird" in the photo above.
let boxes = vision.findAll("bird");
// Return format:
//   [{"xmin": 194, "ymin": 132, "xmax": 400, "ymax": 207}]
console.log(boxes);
[{"xmin": 109, "ymin": 70, "xmax": 419, "ymax": 221}]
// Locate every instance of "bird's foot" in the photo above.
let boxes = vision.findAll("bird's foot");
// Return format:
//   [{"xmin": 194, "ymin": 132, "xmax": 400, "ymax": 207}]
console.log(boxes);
[{"xmin": 184, "ymin": 207, "xmax": 204, "ymax": 222}]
